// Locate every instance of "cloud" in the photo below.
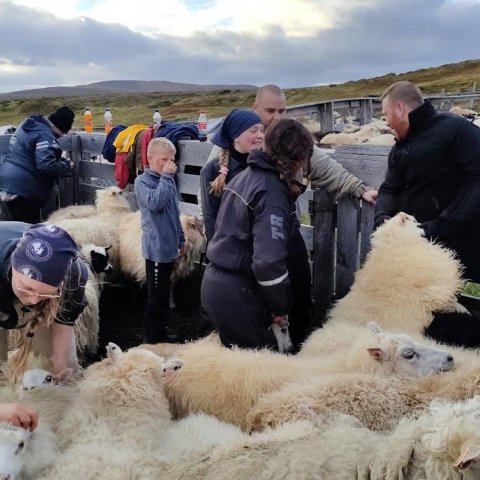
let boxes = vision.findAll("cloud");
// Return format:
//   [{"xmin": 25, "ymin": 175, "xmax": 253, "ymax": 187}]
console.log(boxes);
[{"xmin": 0, "ymin": 0, "xmax": 479, "ymax": 92}]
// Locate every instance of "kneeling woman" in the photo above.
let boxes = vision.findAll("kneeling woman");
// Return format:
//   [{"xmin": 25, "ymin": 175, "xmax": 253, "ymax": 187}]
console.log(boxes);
[
  {"xmin": 201, "ymin": 119, "xmax": 314, "ymax": 349},
  {"xmin": 0, "ymin": 222, "xmax": 88, "ymax": 377}
]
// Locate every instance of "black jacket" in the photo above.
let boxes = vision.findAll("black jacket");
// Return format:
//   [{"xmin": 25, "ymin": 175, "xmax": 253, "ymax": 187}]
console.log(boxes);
[
  {"xmin": 375, "ymin": 102, "xmax": 480, "ymax": 279},
  {"xmin": 199, "ymin": 149, "xmax": 249, "ymax": 241},
  {"xmin": 206, "ymin": 150, "xmax": 297, "ymax": 315}
]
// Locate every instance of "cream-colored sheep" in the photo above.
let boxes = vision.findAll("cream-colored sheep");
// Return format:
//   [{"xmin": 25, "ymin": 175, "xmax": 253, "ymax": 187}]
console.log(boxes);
[
  {"xmin": 248, "ymin": 335, "xmax": 480, "ymax": 434},
  {"xmin": 327, "ymin": 212, "xmax": 465, "ymax": 333},
  {"xmin": 48, "ymin": 187, "xmax": 133, "ymax": 268},
  {"xmin": 159, "ymin": 397, "xmax": 480, "ymax": 480},
  {"xmin": 449, "ymin": 105, "xmax": 479, "ymax": 120},
  {"xmin": 162, "ymin": 323, "xmax": 454, "ymax": 431},
  {"xmin": 47, "ymin": 186, "xmax": 131, "ymax": 222},
  {"xmin": 118, "ymin": 212, "xmax": 205, "ymax": 307},
  {"xmin": 35, "ymin": 344, "xmax": 316, "ymax": 480}
]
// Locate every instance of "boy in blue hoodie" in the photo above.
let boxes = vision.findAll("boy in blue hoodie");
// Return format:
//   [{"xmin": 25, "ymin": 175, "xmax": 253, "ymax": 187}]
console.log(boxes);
[{"xmin": 134, "ymin": 138, "xmax": 185, "ymax": 343}]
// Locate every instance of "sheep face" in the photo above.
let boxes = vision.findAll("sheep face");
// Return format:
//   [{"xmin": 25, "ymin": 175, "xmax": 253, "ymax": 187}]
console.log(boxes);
[
  {"xmin": 0, "ymin": 424, "xmax": 29, "ymax": 480},
  {"xmin": 95, "ymin": 186, "xmax": 131, "ymax": 214},
  {"xmin": 367, "ymin": 323, "xmax": 454, "ymax": 377},
  {"xmin": 88, "ymin": 245, "xmax": 113, "ymax": 274}
]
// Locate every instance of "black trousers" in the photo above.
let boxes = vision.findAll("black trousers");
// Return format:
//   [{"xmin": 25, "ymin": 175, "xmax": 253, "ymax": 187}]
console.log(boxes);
[
  {"xmin": 201, "ymin": 263, "xmax": 278, "ymax": 350},
  {"xmin": 1, "ymin": 197, "xmax": 43, "ymax": 223},
  {"xmin": 144, "ymin": 259, "xmax": 174, "ymax": 343}
]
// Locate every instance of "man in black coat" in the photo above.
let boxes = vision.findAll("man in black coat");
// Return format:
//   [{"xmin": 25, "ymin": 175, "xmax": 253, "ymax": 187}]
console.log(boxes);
[{"xmin": 375, "ymin": 81, "xmax": 480, "ymax": 282}]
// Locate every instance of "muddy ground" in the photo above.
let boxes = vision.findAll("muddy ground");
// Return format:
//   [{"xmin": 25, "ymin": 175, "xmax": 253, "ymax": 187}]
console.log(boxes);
[{"xmin": 87, "ymin": 268, "xmax": 211, "ymax": 364}]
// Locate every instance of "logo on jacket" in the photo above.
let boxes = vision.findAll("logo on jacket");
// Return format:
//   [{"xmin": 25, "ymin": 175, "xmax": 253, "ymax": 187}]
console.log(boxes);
[{"xmin": 270, "ymin": 214, "xmax": 284, "ymax": 240}]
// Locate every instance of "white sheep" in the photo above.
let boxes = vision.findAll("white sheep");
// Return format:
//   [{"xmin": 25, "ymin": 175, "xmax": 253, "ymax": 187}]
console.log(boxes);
[
  {"xmin": 118, "ymin": 212, "xmax": 206, "ymax": 307},
  {"xmin": 159, "ymin": 397, "xmax": 480, "ymax": 480},
  {"xmin": 47, "ymin": 186, "xmax": 131, "ymax": 222},
  {"xmin": 0, "ymin": 422, "xmax": 58, "ymax": 480},
  {"xmin": 35, "ymin": 344, "xmax": 316, "ymax": 480},
  {"xmin": 327, "ymin": 212, "xmax": 465, "ymax": 333},
  {"xmin": 160, "ymin": 322, "xmax": 454, "ymax": 431}
]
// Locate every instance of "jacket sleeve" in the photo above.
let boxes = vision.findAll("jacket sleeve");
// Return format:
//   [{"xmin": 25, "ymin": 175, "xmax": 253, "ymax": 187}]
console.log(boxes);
[
  {"xmin": 421, "ymin": 120, "xmax": 480, "ymax": 240},
  {"xmin": 34, "ymin": 133, "xmax": 71, "ymax": 177},
  {"xmin": 199, "ymin": 159, "xmax": 222, "ymax": 242},
  {"xmin": 374, "ymin": 150, "xmax": 401, "ymax": 228},
  {"xmin": 134, "ymin": 173, "xmax": 177, "ymax": 212},
  {"xmin": 309, "ymin": 145, "xmax": 366, "ymax": 197},
  {"xmin": 251, "ymin": 190, "xmax": 292, "ymax": 316},
  {"xmin": 55, "ymin": 258, "xmax": 88, "ymax": 326}
]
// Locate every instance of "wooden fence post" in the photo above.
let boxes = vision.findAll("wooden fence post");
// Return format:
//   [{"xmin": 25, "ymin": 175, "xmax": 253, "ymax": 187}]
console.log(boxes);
[{"xmin": 312, "ymin": 189, "xmax": 336, "ymax": 325}]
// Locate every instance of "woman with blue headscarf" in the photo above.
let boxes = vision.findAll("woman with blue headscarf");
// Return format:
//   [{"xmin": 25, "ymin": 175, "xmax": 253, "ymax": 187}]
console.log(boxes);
[{"xmin": 199, "ymin": 109, "xmax": 264, "ymax": 242}]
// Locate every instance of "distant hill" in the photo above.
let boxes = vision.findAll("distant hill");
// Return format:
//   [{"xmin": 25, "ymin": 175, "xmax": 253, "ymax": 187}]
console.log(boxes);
[
  {"xmin": 0, "ymin": 80, "xmax": 258, "ymax": 100},
  {"xmin": 0, "ymin": 59, "xmax": 479, "ymax": 127}
]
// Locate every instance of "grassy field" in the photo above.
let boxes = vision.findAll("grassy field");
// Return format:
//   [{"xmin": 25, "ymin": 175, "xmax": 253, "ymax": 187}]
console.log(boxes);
[{"xmin": 1, "ymin": 59, "xmax": 480, "ymax": 129}]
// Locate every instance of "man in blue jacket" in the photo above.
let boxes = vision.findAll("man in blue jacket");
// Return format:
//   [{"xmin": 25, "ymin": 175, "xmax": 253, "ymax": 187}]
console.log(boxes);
[{"xmin": 0, "ymin": 106, "xmax": 75, "ymax": 223}]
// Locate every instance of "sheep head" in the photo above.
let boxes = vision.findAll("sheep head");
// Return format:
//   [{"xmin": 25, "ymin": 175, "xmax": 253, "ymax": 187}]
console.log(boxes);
[
  {"xmin": 366, "ymin": 322, "xmax": 454, "ymax": 377},
  {"xmin": 0, "ymin": 423, "xmax": 30, "ymax": 480}
]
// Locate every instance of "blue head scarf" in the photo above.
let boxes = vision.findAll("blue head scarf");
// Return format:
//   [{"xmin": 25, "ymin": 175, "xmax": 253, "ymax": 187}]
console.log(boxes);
[{"xmin": 211, "ymin": 109, "xmax": 262, "ymax": 149}]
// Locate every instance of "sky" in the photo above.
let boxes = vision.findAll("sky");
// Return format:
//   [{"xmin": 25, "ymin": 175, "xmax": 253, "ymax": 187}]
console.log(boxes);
[{"xmin": 0, "ymin": 0, "xmax": 479, "ymax": 94}]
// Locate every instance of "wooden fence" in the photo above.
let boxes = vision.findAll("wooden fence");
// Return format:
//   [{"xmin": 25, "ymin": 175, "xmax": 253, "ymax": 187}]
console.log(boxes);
[{"xmin": 0, "ymin": 132, "xmax": 390, "ymax": 322}]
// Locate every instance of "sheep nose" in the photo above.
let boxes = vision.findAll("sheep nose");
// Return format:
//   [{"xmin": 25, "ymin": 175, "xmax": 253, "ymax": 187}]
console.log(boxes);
[{"xmin": 0, "ymin": 473, "xmax": 11, "ymax": 480}]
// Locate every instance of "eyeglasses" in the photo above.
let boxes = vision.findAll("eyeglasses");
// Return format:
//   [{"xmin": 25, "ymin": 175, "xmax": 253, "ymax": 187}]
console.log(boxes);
[{"xmin": 15, "ymin": 284, "xmax": 62, "ymax": 299}]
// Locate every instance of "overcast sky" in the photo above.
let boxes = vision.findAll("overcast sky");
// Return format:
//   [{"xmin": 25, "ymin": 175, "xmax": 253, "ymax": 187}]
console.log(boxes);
[{"xmin": 0, "ymin": 0, "xmax": 479, "ymax": 94}]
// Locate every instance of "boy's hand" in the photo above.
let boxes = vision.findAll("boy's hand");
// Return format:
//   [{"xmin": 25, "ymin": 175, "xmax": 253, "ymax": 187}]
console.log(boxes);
[{"xmin": 164, "ymin": 160, "xmax": 177, "ymax": 174}]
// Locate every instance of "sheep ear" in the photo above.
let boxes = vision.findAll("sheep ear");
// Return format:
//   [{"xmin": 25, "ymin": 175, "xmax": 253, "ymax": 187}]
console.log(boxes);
[
  {"xmin": 453, "ymin": 444, "xmax": 480, "ymax": 470},
  {"xmin": 367, "ymin": 347, "xmax": 386, "ymax": 361},
  {"xmin": 105, "ymin": 245, "xmax": 112, "ymax": 252},
  {"xmin": 398, "ymin": 212, "xmax": 409, "ymax": 225},
  {"xmin": 53, "ymin": 368, "xmax": 74, "ymax": 385}
]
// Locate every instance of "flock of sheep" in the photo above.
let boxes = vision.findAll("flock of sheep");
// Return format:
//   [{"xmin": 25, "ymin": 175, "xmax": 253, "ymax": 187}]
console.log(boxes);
[
  {"xmin": 1, "ymin": 191, "xmax": 480, "ymax": 477},
  {"xmin": 319, "ymin": 105, "xmax": 480, "ymax": 146}
]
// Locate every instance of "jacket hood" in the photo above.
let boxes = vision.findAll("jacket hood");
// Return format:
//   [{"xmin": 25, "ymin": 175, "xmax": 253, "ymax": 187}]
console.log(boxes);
[
  {"xmin": 19, "ymin": 115, "xmax": 52, "ymax": 134},
  {"xmin": 247, "ymin": 149, "xmax": 278, "ymax": 173}
]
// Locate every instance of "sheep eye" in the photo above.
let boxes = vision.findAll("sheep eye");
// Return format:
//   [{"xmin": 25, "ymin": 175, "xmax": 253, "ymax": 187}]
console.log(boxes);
[
  {"xmin": 402, "ymin": 349, "xmax": 417, "ymax": 360},
  {"xmin": 45, "ymin": 375, "xmax": 53, "ymax": 383},
  {"xmin": 16, "ymin": 441, "xmax": 25, "ymax": 454}
]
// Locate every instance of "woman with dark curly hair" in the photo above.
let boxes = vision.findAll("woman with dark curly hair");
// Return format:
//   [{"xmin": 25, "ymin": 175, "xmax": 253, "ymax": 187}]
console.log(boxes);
[{"xmin": 201, "ymin": 119, "xmax": 314, "ymax": 350}]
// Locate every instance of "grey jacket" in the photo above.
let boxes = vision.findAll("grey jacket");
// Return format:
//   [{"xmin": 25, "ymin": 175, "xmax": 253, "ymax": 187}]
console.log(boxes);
[{"xmin": 309, "ymin": 145, "xmax": 367, "ymax": 197}]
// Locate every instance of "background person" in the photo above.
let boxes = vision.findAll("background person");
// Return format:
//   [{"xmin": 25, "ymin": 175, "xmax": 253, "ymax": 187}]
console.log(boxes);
[
  {"xmin": 374, "ymin": 81, "xmax": 480, "ymax": 282},
  {"xmin": 134, "ymin": 138, "xmax": 186, "ymax": 343},
  {"xmin": 0, "ymin": 106, "xmax": 75, "ymax": 223},
  {"xmin": 201, "ymin": 119, "xmax": 314, "ymax": 350},
  {"xmin": 199, "ymin": 108, "xmax": 264, "ymax": 242},
  {"xmin": 0, "ymin": 222, "xmax": 88, "ymax": 375}
]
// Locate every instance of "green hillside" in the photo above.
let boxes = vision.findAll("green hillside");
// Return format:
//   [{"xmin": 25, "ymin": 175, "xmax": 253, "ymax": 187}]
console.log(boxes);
[{"xmin": 1, "ymin": 59, "xmax": 480, "ymax": 129}]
